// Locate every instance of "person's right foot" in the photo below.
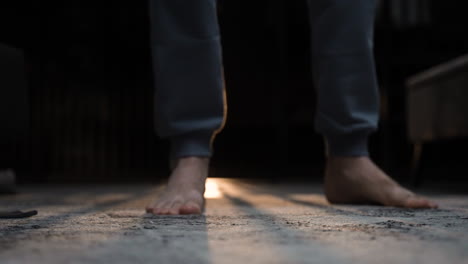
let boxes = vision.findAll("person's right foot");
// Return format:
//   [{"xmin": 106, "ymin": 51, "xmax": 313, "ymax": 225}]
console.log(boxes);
[
  {"xmin": 146, "ymin": 157, "xmax": 209, "ymax": 215},
  {"xmin": 324, "ymin": 156, "xmax": 438, "ymax": 209}
]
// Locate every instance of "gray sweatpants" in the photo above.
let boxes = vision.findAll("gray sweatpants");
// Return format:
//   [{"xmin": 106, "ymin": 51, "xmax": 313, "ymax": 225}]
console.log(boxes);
[{"xmin": 149, "ymin": 0, "xmax": 379, "ymax": 159}]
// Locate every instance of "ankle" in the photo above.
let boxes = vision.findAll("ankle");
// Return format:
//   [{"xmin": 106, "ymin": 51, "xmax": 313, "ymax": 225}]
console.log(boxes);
[
  {"xmin": 327, "ymin": 156, "xmax": 368, "ymax": 168},
  {"xmin": 177, "ymin": 157, "xmax": 210, "ymax": 167},
  {"xmin": 170, "ymin": 156, "xmax": 210, "ymax": 171},
  {"xmin": 325, "ymin": 133, "xmax": 370, "ymax": 157},
  {"xmin": 167, "ymin": 157, "xmax": 210, "ymax": 187}
]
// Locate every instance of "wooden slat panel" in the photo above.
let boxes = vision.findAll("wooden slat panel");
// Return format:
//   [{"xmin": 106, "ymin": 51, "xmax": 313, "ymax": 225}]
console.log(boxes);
[{"xmin": 407, "ymin": 54, "xmax": 468, "ymax": 142}]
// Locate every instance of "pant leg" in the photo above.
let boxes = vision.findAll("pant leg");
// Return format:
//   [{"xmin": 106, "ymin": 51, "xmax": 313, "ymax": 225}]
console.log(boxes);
[
  {"xmin": 149, "ymin": 0, "xmax": 227, "ymax": 159},
  {"xmin": 307, "ymin": 0, "xmax": 379, "ymax": 156}
]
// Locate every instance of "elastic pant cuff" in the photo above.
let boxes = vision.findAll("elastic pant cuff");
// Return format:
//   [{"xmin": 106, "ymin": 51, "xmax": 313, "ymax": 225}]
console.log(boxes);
[
  {"xmin": 170, "ymin": 131, "xmax": 214, "ymax": 159},
  {"xmin": 325, "ymin": 133, "xmax": 369, "ymax": 157}
]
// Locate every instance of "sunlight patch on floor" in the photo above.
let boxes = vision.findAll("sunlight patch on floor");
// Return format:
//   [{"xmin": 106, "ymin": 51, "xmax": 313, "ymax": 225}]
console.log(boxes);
[{"xmin": 205, "ymin": 178, "xmax": 223, "ymax": 199}]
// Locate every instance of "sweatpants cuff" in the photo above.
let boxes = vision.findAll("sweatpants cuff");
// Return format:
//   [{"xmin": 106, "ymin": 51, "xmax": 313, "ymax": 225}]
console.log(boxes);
[
  {"xmin": 170, "ymin": 131, "xmax": 214, "ymax": 159},
  {"xmin": 325, "ymin": 133, "xmax": 369, "ymax": 157}
]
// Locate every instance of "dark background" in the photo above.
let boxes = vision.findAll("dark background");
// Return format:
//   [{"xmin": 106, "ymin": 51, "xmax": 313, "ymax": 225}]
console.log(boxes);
[{"xmin": 0, "ymin": 1, "xmax": 467, "ymax": 184}]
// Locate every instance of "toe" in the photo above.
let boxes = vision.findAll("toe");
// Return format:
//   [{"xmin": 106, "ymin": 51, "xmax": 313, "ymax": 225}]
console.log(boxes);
[
  {"xmin": 180, "ymin": 202, "xmax": 202, "ymax": 215},
  {"xmin": 404, "ymin": 196, "xmax": 438, "ymax": 209},
  {"xmin": 145, "ymin": 205, "xmax": 154, "ymax": 213},
  {"xmin": 168, "ymin": 202, "xmax": 183, "ymax": 215},
  {"xmin": 429, "ymin": 201, "xmax": 439, "ymax": 209},
  {"xmin": 159, "ymin": 208, "xmax": 171, "ymax": 215},
  {"xmin": 151, "ymin": 201, "xmax": 169, "ymax": 215}
]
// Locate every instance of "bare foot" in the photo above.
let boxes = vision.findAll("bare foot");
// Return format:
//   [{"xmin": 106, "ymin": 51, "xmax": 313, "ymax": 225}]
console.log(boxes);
[
  {"xmin": 146, "ymin": 157, "xmax": 209, "ymax": 215},
  {"xmin": 324, "ymin": 156, "xmax": 438, "ymax": 209}
]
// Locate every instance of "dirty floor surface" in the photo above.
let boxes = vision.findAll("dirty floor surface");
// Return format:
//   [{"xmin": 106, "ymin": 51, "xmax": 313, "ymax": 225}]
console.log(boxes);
[{"xmin": 1, "ymin": 178, "xmax": 467, "ymax": 264}]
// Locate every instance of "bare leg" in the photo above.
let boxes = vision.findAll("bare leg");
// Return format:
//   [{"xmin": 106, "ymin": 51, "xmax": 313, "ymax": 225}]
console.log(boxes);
[
  {"xmin": 324, "ymin": 156, "xmax": 438, "ymax": 208},
  {"xmin": 146, "ymin": 157, "xmax": 209, "ymax": 215}
]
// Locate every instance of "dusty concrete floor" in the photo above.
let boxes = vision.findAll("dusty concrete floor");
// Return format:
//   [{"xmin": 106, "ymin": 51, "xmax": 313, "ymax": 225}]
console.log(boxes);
[{"xmin": 0, "ymin": 178, "xmax": 467, "ymax": 264}]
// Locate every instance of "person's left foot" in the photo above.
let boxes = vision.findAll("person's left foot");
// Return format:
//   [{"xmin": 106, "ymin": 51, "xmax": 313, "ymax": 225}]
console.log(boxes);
[{"xmin": 324, "ymin": 156, "xmax": 438, "ymax": 209}]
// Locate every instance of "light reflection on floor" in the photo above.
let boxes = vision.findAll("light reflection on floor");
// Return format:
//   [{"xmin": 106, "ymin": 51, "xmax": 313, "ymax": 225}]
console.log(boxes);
[{"xmin": 204, "ymin": 178, "xmax": 223, "ymax": 199}]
